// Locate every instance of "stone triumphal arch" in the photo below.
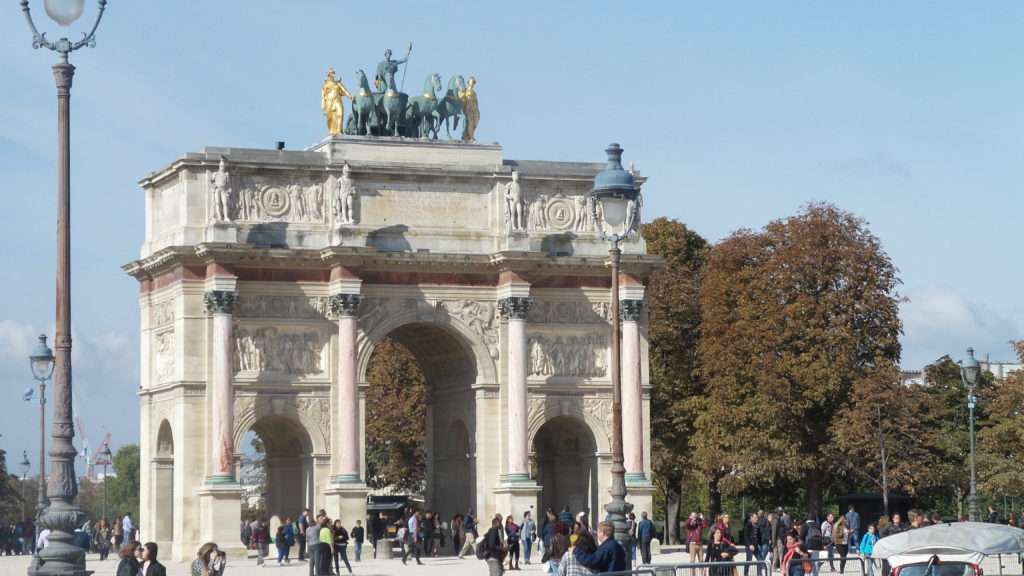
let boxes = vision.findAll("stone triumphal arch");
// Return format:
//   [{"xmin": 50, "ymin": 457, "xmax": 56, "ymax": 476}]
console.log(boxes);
[{"xmin": 125, "ymin": 136, "xmax": 658, "ymax": 560}]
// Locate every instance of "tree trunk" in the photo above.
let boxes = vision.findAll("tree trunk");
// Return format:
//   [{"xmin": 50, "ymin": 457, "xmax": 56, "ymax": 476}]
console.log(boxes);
[
  {"xmin": 666, "ymin": 485, "xmax": 680, "ymax": 544},
  {"xmin": 709, "ymin": 476, "xmax": 722, "ymax": 517},
  {"xmin": 804, "ymin": 475, "xmax": 823, "ymax": 519}
]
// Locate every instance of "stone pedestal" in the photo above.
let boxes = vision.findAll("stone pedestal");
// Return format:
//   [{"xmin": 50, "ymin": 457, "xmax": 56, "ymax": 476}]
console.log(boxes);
[
  {"xmin": 324, "ymin": 483, "xmax": 368, "ymax": 527},
  {"xmin": 625, "ymin": 480, "xmax": 657, "ymax": 521},
  {"xmin": 494, "ymin": 482, "xmax": 542, "ymax": 521},
  {"xmin": 204, "ymin": 222, "xmax": 238, "ymax": 243},
  {"xmin": 197, "ymin": 483, "xmax": 245, "ymax": 559}
]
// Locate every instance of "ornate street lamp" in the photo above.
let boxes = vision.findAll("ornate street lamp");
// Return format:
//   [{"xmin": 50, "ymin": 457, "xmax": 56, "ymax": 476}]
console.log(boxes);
[
  {"xmin": 28, "ymin": 334, "xmax": 54, "ymax": 519},
  {"xmin": 96, "ymin": 445, "xmax": 113, "ymax": 521},
  {"xmin": 19, "ymin": 1, "xmax": 109, "ymax": 575},
  {"xmin": 960, "ymin": 347, "xmax": 980, "ymax": 522},
  {"xmin": 19, "ymin": 452, "xmax": 31, "ymax": 521},
  {"xmin": 590, "ymin": 143, "xmax": 642, "ymax": 544}
]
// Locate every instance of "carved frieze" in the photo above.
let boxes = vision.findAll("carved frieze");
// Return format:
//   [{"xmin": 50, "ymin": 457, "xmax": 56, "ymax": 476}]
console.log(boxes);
[
  {"xmin": 527, "ymin": 300, "xmax": 612, "ymax": 324},
  {"xmin": 232, "ymin": 175, "xmax": 327, "ymax": 224},
  {"xmin": 155, "ymin": 329, "xmax": 175, "ymax": 383},
  {"xmin": 295, "ymin": 396, "xmax": 331, "ymax": 451},
  {"xmin": 234, "ymin": 295, "xmax": 331, "ymax": 319},
  {"xmin": 582, "ymin": 397, "xmax": 613, "ymax": 445},
  {"xmin": 233, "ymin": 326, "xmax": 328, "ymax": 377},
  {"xmin": 528, "ymin": 334, "xmax": 608, "ymax": 377},
  {"xmin": 526, "ymin": 192, "xmax": 596, "ymax": 233},
  {"xmin": 151, "ymin": 300, "xmax": 175, "ymax": 328},
  {"xmin": 439, "ymin": 299, "xmax": 499, "ymax": 358}
]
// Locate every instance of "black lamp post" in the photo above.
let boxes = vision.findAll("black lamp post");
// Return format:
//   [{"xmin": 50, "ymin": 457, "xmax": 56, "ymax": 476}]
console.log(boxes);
[
  {"xmin": 20, "ymin": 1, "xmax": 109, "ymax": 574},
  {"xmin": 960, "ymin": 347, "xmax": 980, "ymax": 522},
  {"xmin": 28, "ymin": 335, "xmax": 55, "ymax": 519},
  {"xmin": 19, "ymin": 452, "xmax": 31, "ymax": 521},
  {"xmin": 590, "ymin": 143, "xmax": 642, "ymax": 544},
  {"xmin": 97, "ymin": 445, "xmax": 113, "ymax": 522}
]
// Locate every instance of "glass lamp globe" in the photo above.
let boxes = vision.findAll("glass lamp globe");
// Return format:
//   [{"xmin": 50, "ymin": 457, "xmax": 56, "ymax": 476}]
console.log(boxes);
[
  {"xmin": 29, "ymin": 334, "xmax": 55, "ymax": 382},
  {"xmin": 598, "ymin": 196, "xmax": 629, "ymax": 235},
  {"xmin": 44, "ymin": 0, "xmax": 85, "ymax": 26},
  {"xmin": 962, "ymin": 347, "xmax": 980, "ymax": 386}
]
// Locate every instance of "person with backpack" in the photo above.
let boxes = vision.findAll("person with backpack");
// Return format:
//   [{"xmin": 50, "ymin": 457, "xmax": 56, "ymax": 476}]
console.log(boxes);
[
  {"xmin": 858, "ymin": 525, "xmax": 878, "ymax": 576},
  {"xmin": 480, "ymin": 515, "xmax": 506, "ymax": 576},
  {"xmin": 800, "ymin": 515, "xmax": 824, "ymax": 576}
]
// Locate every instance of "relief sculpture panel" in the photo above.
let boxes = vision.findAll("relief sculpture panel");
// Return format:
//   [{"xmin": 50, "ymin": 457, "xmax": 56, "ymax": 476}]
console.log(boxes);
[
  {"xmin": 155, "ymin": 329, "xmax": 175, "ymax": 383},
  {"xmin": 231, "ymin": 175, "xmax": 327, "ymax": 224},
  {"xmin": 528, "ymin": 334, "xmax": 608, "ymax": 378},
  {"xmin": 233, "ymin": 325, "xmax": 328, "ymax": 377},
  {"xmin": 527, "ymin": 300, "xmax": 611, "ymax": 324},
  {"xmin": 234, "ymin": 295, "xmax": 331, "ymax": 319}
]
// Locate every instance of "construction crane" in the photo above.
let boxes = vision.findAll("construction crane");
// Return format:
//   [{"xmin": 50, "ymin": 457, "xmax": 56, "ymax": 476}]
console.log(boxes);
[{"xmin": 74, "ymin": 415, "xmax": 91, "ymax": 479}]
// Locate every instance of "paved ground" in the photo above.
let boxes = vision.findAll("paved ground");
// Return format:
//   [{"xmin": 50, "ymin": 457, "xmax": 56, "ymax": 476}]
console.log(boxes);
[{"xmin": 1, "ymin": 552, "xmax": 1021, "ymax": 576}]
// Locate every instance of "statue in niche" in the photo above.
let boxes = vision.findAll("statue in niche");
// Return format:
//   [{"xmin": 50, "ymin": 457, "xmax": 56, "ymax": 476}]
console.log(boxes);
[
  {"xmin": 209, "ymin": 157, "xmax": 232, "ymax": 223},
  {"xmin": 333, "ymin": 163, "xmax": 358, "ymax": 225},
  {"xmin": 505, "ymin": 171, "xmax": 526, "ymax": 232}
]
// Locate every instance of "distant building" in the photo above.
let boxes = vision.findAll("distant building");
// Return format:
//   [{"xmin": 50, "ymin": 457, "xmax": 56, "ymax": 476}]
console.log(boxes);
[{"xmin": 901, "ymin": 351, "xmax": 1021, "ymax": 386}]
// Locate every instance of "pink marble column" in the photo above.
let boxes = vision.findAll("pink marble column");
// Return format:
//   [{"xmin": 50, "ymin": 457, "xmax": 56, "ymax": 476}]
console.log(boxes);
[
  {"xmin": 331, "ymin": 293, "xmax": 362, "ymax": 483},
  {"xmin": 500, "ymin": 296, "xmax": 531, "ymax": 481},
  {"xmin": 204, "ymin": 290, "xmax": 237, "ymax": 482},
  {"xmin": 620, "ymin": 299, "xmax": 645, "ymax": 480}
]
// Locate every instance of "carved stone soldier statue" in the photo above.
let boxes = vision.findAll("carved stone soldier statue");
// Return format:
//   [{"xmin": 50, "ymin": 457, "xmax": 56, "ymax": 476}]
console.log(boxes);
[
  {"xmin": 505, "ymin": 170, "xmax": 526, "ymax": 232},
  {"xmin": 209, "ymin": 157, "xmax": 232, "ymax": 223},
  {"xmin": 333, "ymin": 163, "xmax": 358, "ymax": 225}
]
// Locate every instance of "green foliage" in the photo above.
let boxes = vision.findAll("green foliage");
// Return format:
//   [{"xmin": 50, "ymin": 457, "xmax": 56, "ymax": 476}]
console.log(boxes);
[
  {"xmin": 99, "ymin": 444, "xmax": 140, "ymax": 522},
  {"xmin": 365, "ymin": 338, "xmax": 427, "ymax": 493},
  {"xmin": 694, "ymin": 203, "xmax": 903, "ymax": 514},
  {"xmin": 0, "ymin": 450, "xmax": 27, "ymax": 522},
  {"xmin": 977, "ymin": 342, "xmax": 1024, "ymax": 499},
  {"xmin": 641, "ymin": 217, "xmax": 708, "ymax": 542}
]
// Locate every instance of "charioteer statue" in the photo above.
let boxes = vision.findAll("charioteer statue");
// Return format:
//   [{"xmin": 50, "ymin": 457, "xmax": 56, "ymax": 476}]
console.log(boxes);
[{"xmin": 323, "ymin": 45, "xmax": 480, "ymax": 141}]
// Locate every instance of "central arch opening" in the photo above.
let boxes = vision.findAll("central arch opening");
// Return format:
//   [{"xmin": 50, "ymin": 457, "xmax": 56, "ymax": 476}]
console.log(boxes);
[
  {"xmin": 534, "ymin": 416, "xmax": 599, "ymax": 527},
  {"xmin": 365, "ymin": 322, "xmax": 478, "ymax": 520},
  {"xmin": 241, "ymin": 415, "xmax": 314, "ymax": 522}
]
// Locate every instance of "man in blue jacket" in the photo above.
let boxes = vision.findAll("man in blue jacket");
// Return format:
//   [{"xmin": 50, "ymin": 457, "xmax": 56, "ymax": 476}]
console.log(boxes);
[
  {"xmin": 637, "ymin": 512, "xmax": 655, "ymax": 565},
  {"xmin": 575, "ymin": 522, "xmax": 627, "ymax": 573}
]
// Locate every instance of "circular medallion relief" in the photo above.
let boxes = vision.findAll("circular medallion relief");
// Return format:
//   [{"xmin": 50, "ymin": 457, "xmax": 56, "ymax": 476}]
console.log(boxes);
[
  {"xmin": 545, "ymin": 196, "xmax": 576, "ymax": 231},
  {"xmin": 261, "ymin": 187, "xmax": 290, "ymax": 218}
]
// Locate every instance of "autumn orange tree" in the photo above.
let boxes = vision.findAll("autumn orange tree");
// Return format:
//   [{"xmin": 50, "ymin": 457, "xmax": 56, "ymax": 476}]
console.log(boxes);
[
  {"xmin": 695, "ymin": 203, "xmax": 902, "ymax": 514},
  {"xmin": 641, "ymin": 217, "xmax": 708, "ymax": 543},
  {"xmin": 365, "ymin": 338, "xmax": 427, "ymax": 493}
]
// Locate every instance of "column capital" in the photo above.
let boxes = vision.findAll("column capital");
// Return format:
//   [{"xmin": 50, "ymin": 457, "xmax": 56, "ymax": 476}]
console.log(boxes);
[
  {"xmin": 620, "ymin": 299, "xmax": 644, "ymax": 322},
  {"xmin": 330, "ymin": 293, "xmax": 362, "ymax": 318},
  {"xmin": 498, "ymin": 296, "xmax": 532, "ymax": 320},
  {"xmin": 203, "ymin": 290, "xmax": 237, "ymax": 315}
]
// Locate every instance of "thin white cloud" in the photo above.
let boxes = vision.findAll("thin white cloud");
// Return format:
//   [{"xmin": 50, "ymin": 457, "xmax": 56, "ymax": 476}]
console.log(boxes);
[{"xmin": 901, "ymin": 285, "xmax": 1020, "ymax": 367}]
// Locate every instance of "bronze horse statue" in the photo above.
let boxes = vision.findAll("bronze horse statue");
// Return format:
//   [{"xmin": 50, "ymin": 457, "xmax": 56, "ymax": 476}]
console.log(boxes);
[
  {"xmin": 406, "ymin": 73, "xmax": 442, "ymax": 139},
  {"xmin": 436, "ymin": 75, "xmax": 466, "ymax": 139}
]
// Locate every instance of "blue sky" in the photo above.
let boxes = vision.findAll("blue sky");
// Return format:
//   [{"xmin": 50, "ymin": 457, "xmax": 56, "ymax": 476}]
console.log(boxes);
[{"xmin": 1, "ymin": 1, "xmax": 1021, "ymax": 470}]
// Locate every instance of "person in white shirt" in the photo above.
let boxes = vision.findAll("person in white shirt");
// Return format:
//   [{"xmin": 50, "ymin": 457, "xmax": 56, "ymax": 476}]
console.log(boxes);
[
  {"xmin": 37, "ymin": 528, "xmax": 51, "ymax": 551},
  {"xmin": 122, "ymin": 514, "xmax": 135, "ymax": 542}
]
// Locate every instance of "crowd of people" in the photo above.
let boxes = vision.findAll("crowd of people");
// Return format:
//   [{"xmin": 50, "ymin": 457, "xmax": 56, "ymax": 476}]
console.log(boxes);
[
  {"xmin": 0, "ymin": 512, "xmax": 137, "ymax": 560},
  {"xmin": 678, "ymin": 504, "xmax": 1022, "ymax": 576}
]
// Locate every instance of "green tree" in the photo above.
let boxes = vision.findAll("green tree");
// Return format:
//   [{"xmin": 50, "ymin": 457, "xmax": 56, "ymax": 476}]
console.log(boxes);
[
  {"xmin": 0, "ymin": 449, "xmax": 27, "ymax": 522},
  {"xmin": 102, "ymin": 444, "xmax": 140, "ymax": 522},
  {"xmin": 917, "ymin": 356, "xmax": 993, "ymax": 517},
  {"xmin": 832, "ymin": 368, "xmax": 945, "ymax": 514},
  {"xmin": 695, "ymin": 203, "xmax": 902, "ymax": 514},
  {"xmin": 641, "ymin": 217, "xmax": 708, "ymax": 543},
  {"xmin": 365, "ymin": 338, "xmax": 427, "ymax": 493},
  {"xmin": 977, "ymin": 342, "xmax": 1024, "ymax": 502}
]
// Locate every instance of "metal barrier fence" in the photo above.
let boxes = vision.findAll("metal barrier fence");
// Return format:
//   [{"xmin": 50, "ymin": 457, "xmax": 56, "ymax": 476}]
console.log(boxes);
[{"xmin": 636, "ymin": 559, "xmax": 774, "ymax": 576}]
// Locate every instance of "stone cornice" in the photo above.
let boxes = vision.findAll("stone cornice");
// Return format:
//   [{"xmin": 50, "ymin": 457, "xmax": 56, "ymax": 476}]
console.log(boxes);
[{"xmin": 125, "ymin": 244, "xmax": 663, "ymax": 284}]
